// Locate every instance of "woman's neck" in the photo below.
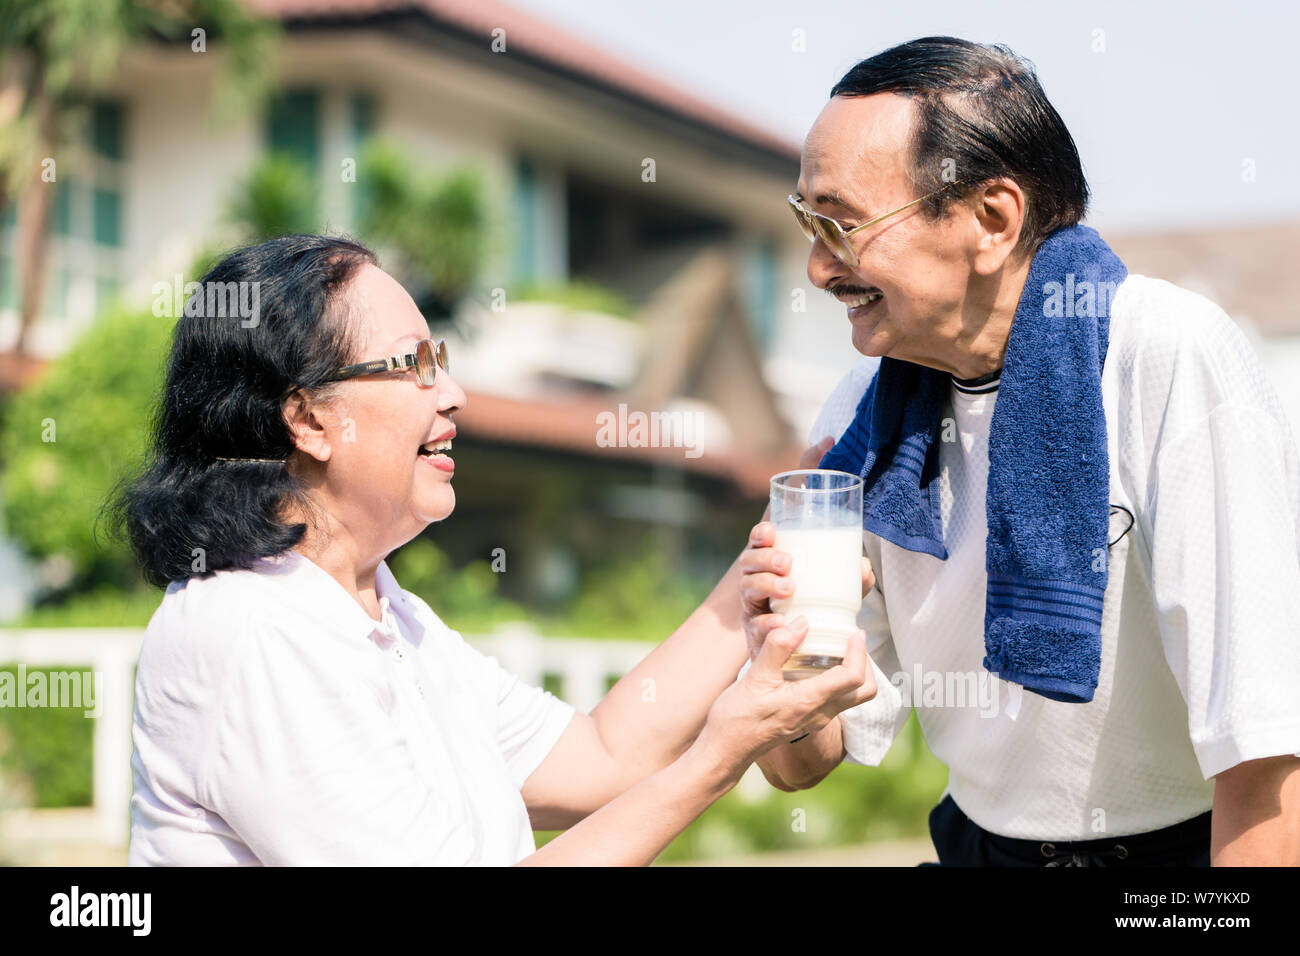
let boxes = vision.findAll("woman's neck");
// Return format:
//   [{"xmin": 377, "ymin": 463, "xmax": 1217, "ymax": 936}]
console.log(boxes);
[{"xmin": 289, "ymin": 508, "xmax": 386, "ymax": 623}]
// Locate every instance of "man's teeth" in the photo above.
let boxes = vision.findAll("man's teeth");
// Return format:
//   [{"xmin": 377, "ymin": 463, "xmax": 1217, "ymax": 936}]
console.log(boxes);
[{"xmin": 844, "ymin": 291, "xmax": 883, "ymax": 308}]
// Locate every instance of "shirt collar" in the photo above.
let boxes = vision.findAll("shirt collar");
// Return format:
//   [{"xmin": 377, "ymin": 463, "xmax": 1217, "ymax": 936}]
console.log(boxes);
[{"xmin": 260, "ymin": 549, "xmax": 411, "ymax": 649}]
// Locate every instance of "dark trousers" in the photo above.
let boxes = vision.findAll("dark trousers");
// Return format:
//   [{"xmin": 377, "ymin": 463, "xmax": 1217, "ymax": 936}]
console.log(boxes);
[{"xmin": 923, "ymin": 794, "xmax": 1213, "ymax": 866}]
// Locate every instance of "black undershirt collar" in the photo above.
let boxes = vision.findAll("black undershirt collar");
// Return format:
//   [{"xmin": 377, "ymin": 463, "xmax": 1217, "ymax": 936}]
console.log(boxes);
[{"xmin": 951, "ymin": 366, "xmax": 1003, "ymax": 394}]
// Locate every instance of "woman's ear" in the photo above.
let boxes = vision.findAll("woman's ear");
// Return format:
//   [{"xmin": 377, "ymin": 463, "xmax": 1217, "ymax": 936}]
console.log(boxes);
[{"xmin": 283, "ymin": 388, "xmax": 334, "ymax": 463}]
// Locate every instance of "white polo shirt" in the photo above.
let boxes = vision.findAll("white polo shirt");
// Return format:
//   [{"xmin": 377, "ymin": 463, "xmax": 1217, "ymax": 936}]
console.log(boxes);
[
  {"xmin": 128, "ymin": 549, "xmax": 576, "ymax": 865},
  {"xmin": 817, "ymin": 274, "xmax": 1300, "ymax": 840}
]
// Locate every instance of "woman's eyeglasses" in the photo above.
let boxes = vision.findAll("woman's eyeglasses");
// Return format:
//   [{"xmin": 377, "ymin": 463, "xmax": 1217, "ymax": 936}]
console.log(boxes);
[
  {"xmin": 325, "ymin": 338, "xmax": 449, "ymax": 387},
  {"xmin": 787, "ymin": 180, "xmax": 970, "ymax": 267}
]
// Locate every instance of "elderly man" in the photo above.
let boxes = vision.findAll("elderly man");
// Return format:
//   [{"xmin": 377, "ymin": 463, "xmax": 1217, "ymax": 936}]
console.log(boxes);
[{"xmin": 739, "ymin": 36, "xmax": 1300, "ymax": 866}]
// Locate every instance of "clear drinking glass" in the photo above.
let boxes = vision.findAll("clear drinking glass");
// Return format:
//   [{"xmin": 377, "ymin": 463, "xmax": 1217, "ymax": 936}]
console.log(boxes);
[{"xmin": 768, "ymin": 469, "xmax": 864, "ymax": 680}]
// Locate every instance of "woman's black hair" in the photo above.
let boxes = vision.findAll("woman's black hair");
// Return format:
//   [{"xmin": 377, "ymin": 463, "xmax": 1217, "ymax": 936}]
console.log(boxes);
[
  {"xmin": 830, "ymin": 36, "xmax": 1089, "ymax": 255},
  {"xmin": 111, "ymin": 234, "xmax": 377, "ymax": 587}
]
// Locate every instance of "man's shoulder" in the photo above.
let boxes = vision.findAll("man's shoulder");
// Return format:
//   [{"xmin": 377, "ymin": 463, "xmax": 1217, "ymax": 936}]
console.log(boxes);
[
  {"xmin": 1110, "ymin": 274, "xmax": 1240, "ymax": 342},
  {"xmin": 1108, "ymin": 273, "xmax": 1292, "ymax": 441},
  {"xmin": 1108, "ymin": 273, "xmax": 1265, "ymax": 366},
  {"xmin": 1111, "ymin": 275, "xmax": 1264, "ymax": 383}
]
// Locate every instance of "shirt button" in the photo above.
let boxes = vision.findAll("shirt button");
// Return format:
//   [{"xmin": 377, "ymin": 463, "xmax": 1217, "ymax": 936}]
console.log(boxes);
[
  {"xmin": 416, "ymin": 683, "xmax": 425, "ymax": 697},
  {"xmin": 394, "ymin": 647, "xmax": 405, "ymax": 662}
]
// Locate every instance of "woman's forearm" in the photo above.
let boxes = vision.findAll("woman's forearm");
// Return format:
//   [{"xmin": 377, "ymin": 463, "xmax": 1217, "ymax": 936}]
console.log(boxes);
[
  {"xmin": 587, "ymin": 556, "xmax": 750, "ymax": 789},
  {"xmin": 519, "ymin": 738, "xmax": 740, "ymax": 866}
]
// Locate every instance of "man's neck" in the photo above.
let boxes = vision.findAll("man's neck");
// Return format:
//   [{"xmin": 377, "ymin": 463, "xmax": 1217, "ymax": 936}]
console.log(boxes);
[{"xmin": 948, "ymin": 253, "xmax": 1033, "ymax": 380}]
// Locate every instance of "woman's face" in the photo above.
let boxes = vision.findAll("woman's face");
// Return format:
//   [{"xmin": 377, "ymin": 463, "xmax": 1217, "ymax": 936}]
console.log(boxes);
[{"xmin": 299, "ymin": 263, "xmax": 466, "ymax": 554}]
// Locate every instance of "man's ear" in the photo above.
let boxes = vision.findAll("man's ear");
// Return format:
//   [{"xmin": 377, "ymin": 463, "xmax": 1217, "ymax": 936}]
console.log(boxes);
[
  {"xmin": 283, "ymin": 387, "xmax": 333, "ymax": 464},
  {"xmin": 969, "ymin": 178, "xmax": 1027, "ymax": 276}
]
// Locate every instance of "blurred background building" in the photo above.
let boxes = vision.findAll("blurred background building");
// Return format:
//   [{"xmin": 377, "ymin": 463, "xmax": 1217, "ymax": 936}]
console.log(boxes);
[{"xmin": 1, "ymin": 0, "xmax": 861, "ymax": 616}]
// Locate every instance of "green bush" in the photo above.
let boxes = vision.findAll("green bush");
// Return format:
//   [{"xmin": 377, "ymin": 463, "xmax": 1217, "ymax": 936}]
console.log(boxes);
[
  {"xmin": 535, "ymin": 711, "xmax": 948, "ymax": 862},
  {"xmin": 514, "ymin": 279, "xmax": 635, "ymax": 319},
  {"xmin": 10, "ymin": 586, "xmax": 163, "ymax": 628},
  {"xmin": 0, "ymin": 666, "xmax": 95, "ymax": 809},
  {"xmin": 0, "ymin": 304, "xmax": 174, "ymax": 593},
  {"xmin": 226, "ymin": 152, "xmax": 319, "ymax": 241},
  {"xmin": 386, "ymin": 535, "xmax": 523, "ymax": 633},
  {"xmin": 550, "ymin": 549, "xmax": 710, "ymax": 642}
]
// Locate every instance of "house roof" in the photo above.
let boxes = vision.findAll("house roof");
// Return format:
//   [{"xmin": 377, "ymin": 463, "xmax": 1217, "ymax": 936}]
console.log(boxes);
[
  {"xmin": 247, "ymin": 0, "xmax": 801, "ymax": 165},
  {"xmin": 0, "ymin": 351, "xmax": 48, "ymax": 394},
  {"xmin": 1105, "ymin": 219, "xmax": 1300, "ymax": 335}
]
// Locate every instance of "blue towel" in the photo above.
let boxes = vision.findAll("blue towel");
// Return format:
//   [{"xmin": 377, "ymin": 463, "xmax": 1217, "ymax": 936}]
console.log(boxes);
[{"xmin": 820, "ymin": 224, "xmax": 1127, "ymax": 704}]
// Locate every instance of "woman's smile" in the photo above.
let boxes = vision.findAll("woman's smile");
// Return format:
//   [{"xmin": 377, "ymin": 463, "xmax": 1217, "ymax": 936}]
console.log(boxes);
[{"xmin": 417, "ymin": 428, "xmax": 456, "ymax": 474}]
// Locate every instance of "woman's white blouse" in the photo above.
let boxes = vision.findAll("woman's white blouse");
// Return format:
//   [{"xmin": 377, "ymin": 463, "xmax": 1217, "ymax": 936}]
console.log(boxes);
[{"xmin": 127, "ymin": 549, "xmax": 576, "ymax": 865}]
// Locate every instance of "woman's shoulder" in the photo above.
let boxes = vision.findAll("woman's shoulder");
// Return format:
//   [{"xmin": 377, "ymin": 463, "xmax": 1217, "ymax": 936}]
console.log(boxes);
[
  {"xmin": 140, "ymin": 554, "xmax": 347, "ymax": 677},
  {"xmin": 149, "ymin": 557, "xmax": 289, "ymax": 634}
]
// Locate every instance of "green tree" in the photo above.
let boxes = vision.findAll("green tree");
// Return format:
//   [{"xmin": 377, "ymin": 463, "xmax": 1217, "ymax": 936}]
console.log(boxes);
[
  {"xmin": 356, "ymin": 139, "xmax": 486, "ymax": 319},
  {"xmin": 226, "ymin": 152, "xmax": 319, "ymax": 241},
  {"xmin": 0, "ymin": 0, "xmax": 278, "ymax": 356}
]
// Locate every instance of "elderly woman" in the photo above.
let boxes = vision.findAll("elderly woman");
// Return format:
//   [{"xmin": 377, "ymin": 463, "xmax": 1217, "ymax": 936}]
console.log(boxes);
[{"xmin": 119, "ymin": 234, "xmax": 874, "ymax": 866}]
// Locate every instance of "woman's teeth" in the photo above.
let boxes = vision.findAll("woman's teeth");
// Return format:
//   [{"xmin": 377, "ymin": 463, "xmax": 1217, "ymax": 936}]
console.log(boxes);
[{"xmin": 419, "ymin": 439, "xmax": 452, "ymax": 457}]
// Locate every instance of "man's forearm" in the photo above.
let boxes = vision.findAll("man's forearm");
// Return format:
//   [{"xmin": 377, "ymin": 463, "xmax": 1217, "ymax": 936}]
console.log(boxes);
[
  {"xmin": 756, "ymin": 715, "xmax": 846, "ymax": 790},
  {"xmin": 1210, "ymin": 754, "xmax": 1300, "ymax": 865},
  {"xmin": 587, "ymin": 556, "xmax": 750, "ymax": 789}
]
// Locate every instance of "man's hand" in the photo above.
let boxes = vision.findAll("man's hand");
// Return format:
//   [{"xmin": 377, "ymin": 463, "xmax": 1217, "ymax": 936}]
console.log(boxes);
[
  {"xmin": 739, "ymin": 525, "xmax": 876, "ymax": 664},
  {"xmin": 740, "ymin": 435, "xmax": 875, "ymax": 663}
]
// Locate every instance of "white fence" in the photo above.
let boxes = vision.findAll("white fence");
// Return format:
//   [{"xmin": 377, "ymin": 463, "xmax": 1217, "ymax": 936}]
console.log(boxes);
[{"xmin": 0, "ymin": 625, "xmax": 657, "ymax": 849}]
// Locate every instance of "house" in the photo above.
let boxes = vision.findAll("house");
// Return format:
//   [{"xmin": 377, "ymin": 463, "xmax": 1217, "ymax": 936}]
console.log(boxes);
[{"xmin": 1, "ymin": 0, "xmax": 857, "ymax": 609}]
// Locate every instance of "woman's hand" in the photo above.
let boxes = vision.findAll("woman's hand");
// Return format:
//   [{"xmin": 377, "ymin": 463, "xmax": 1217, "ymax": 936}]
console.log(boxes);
[{"xmin": 695, "ymin": 620, "xmax": 876, "ymax": 774}]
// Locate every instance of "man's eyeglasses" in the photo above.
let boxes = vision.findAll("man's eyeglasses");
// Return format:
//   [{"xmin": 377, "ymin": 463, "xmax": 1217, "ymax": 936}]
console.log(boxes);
[
  {"xmin": 325, "ymin": 338, "xmax": 449, "ymax": 387},
  {"xmin": 787, "ymin": 180, "xmax": 970, "ymax": 267}
]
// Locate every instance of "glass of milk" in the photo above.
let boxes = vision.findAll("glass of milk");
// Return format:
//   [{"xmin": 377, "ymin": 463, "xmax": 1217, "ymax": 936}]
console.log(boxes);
[{"xmin": 768, "ymin": 469, "xmax": 864, "ymax": 680}]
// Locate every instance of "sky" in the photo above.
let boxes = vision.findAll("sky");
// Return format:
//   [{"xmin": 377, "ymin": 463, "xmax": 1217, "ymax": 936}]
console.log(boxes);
[{"xmin": 509, "ymin": 0, "xmax": 1300, "ymax": 234}]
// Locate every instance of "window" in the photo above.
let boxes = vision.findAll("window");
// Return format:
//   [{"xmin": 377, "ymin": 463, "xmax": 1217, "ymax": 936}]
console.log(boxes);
[
  {"xmin": 0, "ymin": 98, "xmax": 125, "ymax": 334},
  {"xmin": 266, "ymin": 88, "xmax": 321, "ymax": 169},
  {"xmin": 512, "ymin": 156, "xmax": 539, "ymax": 283},
  {"xmin": 349, "ymin": 91, "xmax": 377, "ymax": 222},
  {"xmin": 743, "ymin": 238, "xmax": 778, "ymax": 352}
]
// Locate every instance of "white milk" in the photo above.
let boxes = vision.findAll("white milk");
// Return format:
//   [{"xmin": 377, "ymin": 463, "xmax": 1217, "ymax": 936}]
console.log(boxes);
[{"xmin": 770, "ymin": 526, "xmax": 863, "ymax": 668}]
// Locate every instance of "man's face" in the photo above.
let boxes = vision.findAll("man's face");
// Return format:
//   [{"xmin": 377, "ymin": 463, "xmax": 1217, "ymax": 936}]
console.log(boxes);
[{"xmin": 797, "ymin": 93, "xmax": 982, "ymax": 372}]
